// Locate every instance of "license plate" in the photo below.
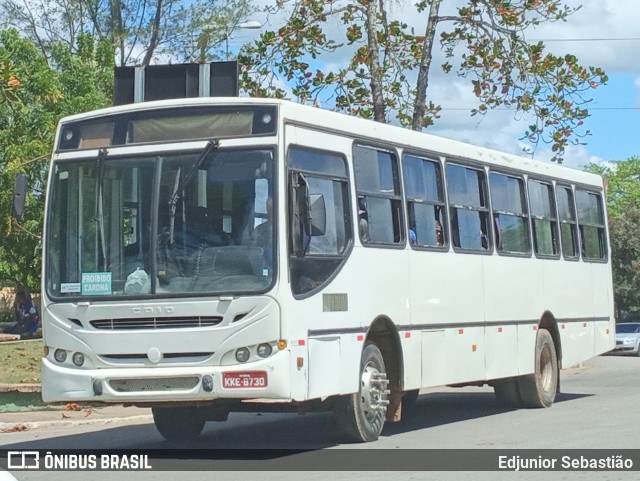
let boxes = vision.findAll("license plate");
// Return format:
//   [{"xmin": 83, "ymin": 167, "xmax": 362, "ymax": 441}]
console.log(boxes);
[{"xmin": 222, "ymin": 371, "xmax": 268, "ymax": 389}]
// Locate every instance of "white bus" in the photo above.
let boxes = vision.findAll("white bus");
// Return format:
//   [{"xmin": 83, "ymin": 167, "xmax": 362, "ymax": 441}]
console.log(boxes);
[{"xmin": 38, "ymin": 97, "xmax": 614, "ymax": 442}]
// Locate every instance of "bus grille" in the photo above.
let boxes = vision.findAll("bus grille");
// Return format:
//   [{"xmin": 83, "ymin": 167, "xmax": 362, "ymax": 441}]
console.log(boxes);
[
  {"xmin": 90, "ymin": 316, "xmax": 223, "ymax": 330},
  {"xmin": 108, "ymin": 377, "xmax": 200, "ymax": 393}
]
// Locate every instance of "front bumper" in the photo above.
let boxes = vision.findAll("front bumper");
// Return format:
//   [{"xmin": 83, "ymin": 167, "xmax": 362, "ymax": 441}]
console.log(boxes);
[{"xmin": 41, "ymin": 349, "xmax": 291, "ymax": 403}]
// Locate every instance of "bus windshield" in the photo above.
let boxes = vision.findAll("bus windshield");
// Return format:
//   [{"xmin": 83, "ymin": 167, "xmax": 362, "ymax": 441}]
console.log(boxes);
[{"xmin": 46, "ymin": 147, "xmax": 275, "ymax": 299}]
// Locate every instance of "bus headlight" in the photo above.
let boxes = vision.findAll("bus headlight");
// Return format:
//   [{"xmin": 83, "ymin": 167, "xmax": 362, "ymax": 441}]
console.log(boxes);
[
  {"xmin": 257, "ymin": 343, "xmax": 273, "ymax": 358},
  {"xmin": 54, "ymin": 349, "xmax": 67, "ymax": 363},
  {"xmin": 235, "ymin": 347, "xmax": 250, "ymax": 363},
  {"xmin": 72, "ymin": 352, "xmax": 85, "ymax": 366}
]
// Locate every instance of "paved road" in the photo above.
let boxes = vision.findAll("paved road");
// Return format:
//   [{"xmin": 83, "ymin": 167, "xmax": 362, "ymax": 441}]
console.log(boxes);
[{"xmin": 3, "ymin": 355, "xmax": 639, "ymax": 480}]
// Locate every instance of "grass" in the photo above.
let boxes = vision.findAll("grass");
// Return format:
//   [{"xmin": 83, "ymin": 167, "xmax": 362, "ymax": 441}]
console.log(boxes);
[{"xmin": 0, "ymin": 339, "xmax": 42, "ymax": 385}]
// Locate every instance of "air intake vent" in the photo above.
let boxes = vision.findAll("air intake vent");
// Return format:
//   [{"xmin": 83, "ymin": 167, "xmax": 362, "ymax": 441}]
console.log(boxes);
[
  {"xmin": 90, "ymin": 316, "xmax": 222, "ymax": 330},
  {"xmin": 100, "ymin": 352, "xmax": 213, "ymax": 360},
  {"xmin": 109, "ymin": 377, "xmax": 200, "ymax": 393}
]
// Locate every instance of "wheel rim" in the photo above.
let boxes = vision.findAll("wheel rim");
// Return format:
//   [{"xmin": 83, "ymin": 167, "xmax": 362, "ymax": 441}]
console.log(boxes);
[
  {"xmin": 539, "ymin": 344, "xmax": 554, "ymax": 392},
  {"xmin": 360, "ymin": 361, "xmax": 389, "ymax": 422}
]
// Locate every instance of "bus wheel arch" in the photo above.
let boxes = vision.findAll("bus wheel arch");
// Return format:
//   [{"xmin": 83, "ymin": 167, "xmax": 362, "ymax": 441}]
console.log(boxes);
[{"xmin": 539, "ymin": 311, "xmax": 562, "ymax": 369}]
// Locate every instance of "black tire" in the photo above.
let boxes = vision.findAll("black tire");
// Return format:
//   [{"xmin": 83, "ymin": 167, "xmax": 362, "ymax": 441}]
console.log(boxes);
[
  {"xmin": 152, "ymin": 406, "xmax": 206, "ymax": 441},
  {"xmin": 493, "ymin": 378, "xmax": 522, "ymax": 407},
  {"xmin": 401, "ymin": 389, "xmax": 420, "ymax": 414},
  {"xmin": 334, "ymin": 343, "xmax": 389, "ymax": 442},
  {"xmin": 636, "ymin": 343, "xmax": 640, "ymax": 357},
  {"xmin": 518, "ymin": 329, "xmax": 558, "ymax": 408}
]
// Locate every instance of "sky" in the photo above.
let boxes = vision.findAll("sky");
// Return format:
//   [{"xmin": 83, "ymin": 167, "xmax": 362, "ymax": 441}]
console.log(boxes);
[{"xmin": 229, "ymin": 0, "xmax": 640, "ymax": 170}]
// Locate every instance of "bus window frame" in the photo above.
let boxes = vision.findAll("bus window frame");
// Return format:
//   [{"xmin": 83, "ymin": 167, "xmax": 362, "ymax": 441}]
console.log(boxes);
[
  {"xmin": 488, "ymin": 169, "xmax": 533, "ymax": 259},
  {"xmin": 555, "ymin": 183, "xmax": 581, "ymax": 262},
  {"xmin": 353, "ymin": 143, "xmax": 406, "ymax": 249},
  {"xmin": 527, "ymin": 177, "xmax": 562, "ymax": 261},
  {"xmin": 575, "ymin": 187, "xmax": 608, "ymax": 264},
  {"xmin": 286, "ymin": 144, "xmax": 354, "ymax": 299},
  {"xmin": 444, "ymin": 159, "xmax": 493, "ymax": 255},
  {"xmin": 401, "ymin": 151, "xmax": 449, "ymax": 252}
]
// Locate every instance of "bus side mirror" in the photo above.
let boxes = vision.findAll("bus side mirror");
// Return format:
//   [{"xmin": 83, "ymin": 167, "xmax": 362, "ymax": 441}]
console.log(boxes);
[
  {"xmin": 309, "ymin": 193, "xmax": 326, "ymax": 236},
  {"xmin": 13, "ymin": 173, "xmax": 28, "ymax": 220}
]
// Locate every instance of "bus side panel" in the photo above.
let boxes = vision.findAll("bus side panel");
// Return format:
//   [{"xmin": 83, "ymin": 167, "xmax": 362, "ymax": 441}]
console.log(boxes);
[
  {"xmin": 400, "ymin": 330, "xmax": 422, "ymax": 391},
  {"xmin": 485, "ymin": 324, "xmax": 519, "ymax": 379},
  {"xmin": 410, "ymin": 252, "xmax": 486, "ymax": 386},
  {"xmin": 420, "ymin": 327, "xmax": 485, "ymax": 385},
  {"xmin": 517, "ymin": 323, "xmax": 537, "ymax": 375},
  {"xmin": 420, "ymin": 329, "xmax": 448, "ymax": 386},
  {"xmin": 307, "ymin": 336, "xmax": 341, "ymax": 399},
  {"xmin": 484, "ymin": 256, "xmax": 543, "ymax": 379},
  {"xmin": 559, "ymin": 321, "xmax": 594, "ymax": 368},
  {"xmin": 542, "ymin": 260, "xmax": 595, "ymax": 369},
  {"xmin": 592, "ymin": 262, "xmax": 615, "ymax": 355},
  {"xmin": 282, "ymin": 251, "xmax": 411, "ymax": 399}
]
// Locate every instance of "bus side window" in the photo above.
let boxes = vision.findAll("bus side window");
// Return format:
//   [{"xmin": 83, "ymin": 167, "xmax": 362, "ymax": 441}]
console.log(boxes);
[
  {"xmin": 489, "ymin": 172, "xmax": 530, "ymax": 255},
  {"xmin": 402, "ymin": 154, "xmax": 447, "ymax": 248},
  {"xmin": 287, "ymin": 146, "xmax": 352, "ymax": 296},
  {"xmin": 528, "ymin": 179, "xmax": 559, "ymax": 257},
  {"xmin": 353, "ymin": 145, "xmax": 404, "ymax": 245},
  {"xmin": 446, "ymin": 163, "xmax": 491, "ymax": 252},
  {"xmin": 556, "ymin": 185, "xmax": 579, "ymax": 260},
  {"xmin": 576, "ymin": 189, "xmax": 607, "ymax": 261}
]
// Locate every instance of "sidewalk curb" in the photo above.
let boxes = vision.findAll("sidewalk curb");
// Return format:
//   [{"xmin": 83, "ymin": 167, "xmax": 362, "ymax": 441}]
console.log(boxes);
[
  {"xmin": 0, "ymin": 414, "xmax": 153, "ymax": 432},
  {"xmin": 0, "ymin": 383, "xmax": 41, "ymax": 393}
]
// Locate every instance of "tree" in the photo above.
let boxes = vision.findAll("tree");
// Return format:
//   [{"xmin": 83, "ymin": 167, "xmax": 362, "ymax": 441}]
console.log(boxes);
[
  {"xmin": 0, "ymin": 0, "xmax": 257, "ymax": 66},
  {"xmin": 0, "ymin": 29, "xmax": 112, "ymax": 291},
  {"xmin": 587, "ymin": 158, "xmax": 640, "ymax": 319},
  {"xmin": 239, "ymin": 0, "xmax": 607, "ymax": 161}
]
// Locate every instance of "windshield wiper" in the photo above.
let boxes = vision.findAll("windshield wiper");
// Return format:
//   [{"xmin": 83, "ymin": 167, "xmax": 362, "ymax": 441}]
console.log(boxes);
[
  {"xmin": 167, "ymin": 139, "xmax": 219, "ymax": 244},
  {"xmin": 94, "ymin": 148, "xmax": 108, "ymax": 269}
]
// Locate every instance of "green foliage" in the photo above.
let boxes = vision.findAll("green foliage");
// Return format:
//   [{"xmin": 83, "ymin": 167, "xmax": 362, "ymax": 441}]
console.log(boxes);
[
  {"xmin": 440, "ymin": 0, "xmax": 607, "ymax": 162},
  {"xmin": 587, "ymin": 158, "xmax": 640, "ymax": 318},
  {"xmin": 239, "ymin": 0, "xmax": 606, "ymax": 162},
  {"xmin": 0, "ymin": 0, "xmax": 258, "ymax": 65},
  {"xmin": 0, "ymin": 29, "xmax": 112, "ymax": 291}
]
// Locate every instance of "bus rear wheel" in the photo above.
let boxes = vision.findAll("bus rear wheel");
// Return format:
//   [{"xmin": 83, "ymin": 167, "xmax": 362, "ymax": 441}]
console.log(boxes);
[
  {"xmin": 518, "ymin": 329, "xmax": 558, "ymax": 408},
  {"xmin": 152, "ymin": 406, "xmax": 206, "ymax": 441},
  {"xmin": 334, "ymin": 343, "xmax": 390, "ymax": 442}
]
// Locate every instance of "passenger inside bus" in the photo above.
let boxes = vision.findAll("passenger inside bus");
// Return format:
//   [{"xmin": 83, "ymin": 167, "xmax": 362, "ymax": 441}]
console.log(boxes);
[
  {"xmin": 435, "ymin": 219, "xmax": 444, "ymax": 246},
  {"xmin": 358, "ymin": 198, "xmax": 370, "ymax": 242}
]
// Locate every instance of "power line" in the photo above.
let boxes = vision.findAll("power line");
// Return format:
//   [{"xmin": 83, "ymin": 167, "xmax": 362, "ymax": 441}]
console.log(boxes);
[
  {"xmin": 439, "ymin": 107, "xmax": 640, "ymax": 111},
  {"xmin": 530, "ymin": 37, "xmax": 640, "ymax": 42}
]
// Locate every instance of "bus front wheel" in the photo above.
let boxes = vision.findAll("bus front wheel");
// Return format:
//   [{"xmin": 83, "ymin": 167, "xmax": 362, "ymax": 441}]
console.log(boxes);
[
  {"xmin": 518, "ymin": 329, "xmax": 558, "ymax": 408},
  {"xmin": 334, "ymin": 342, "xmax": 390, "ymax": 442},
  {"xmin": 152, "ymin": 406, "xmax": 206, "ymax": 441}
]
